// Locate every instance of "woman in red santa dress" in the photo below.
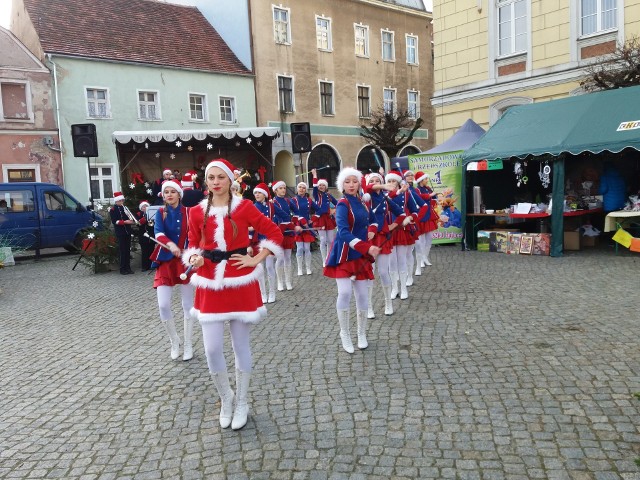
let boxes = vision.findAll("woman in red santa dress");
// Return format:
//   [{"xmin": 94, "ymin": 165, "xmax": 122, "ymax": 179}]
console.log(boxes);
[{"xmin": 183, "ymin": 159, "xmax": 283, "ymax": 431}]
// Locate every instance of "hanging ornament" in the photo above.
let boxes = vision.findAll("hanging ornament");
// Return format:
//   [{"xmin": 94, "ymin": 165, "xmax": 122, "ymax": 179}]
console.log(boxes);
[
  {"xmin": 207, "ymin": 143, "xmax": 213, "ymax": 150},
  {"xmin": 514, "ymin": 161, "xmax": 524, "ymax": 187},
  {"xmin": 539, "ymin": 162, "xmax": 551, "ymax": 188},
  {"xmin": 155, "ymin": 153, "xmax": 160, "ymax": 158},
  {"xmin": 175, "ymin": 140, "xmax": 182, "ymax": 147},
  {"xmin": 170, "ymin": 153, "xmax": 176, "ymax": 159},
  {"xmin": 187, "ymin": 145, "xmax": 193, "ymax": 151}
]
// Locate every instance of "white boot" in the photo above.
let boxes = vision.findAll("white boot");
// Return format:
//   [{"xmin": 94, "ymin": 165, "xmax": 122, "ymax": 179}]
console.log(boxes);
[
  {"xmin": 276, "ymin": 267, "xmax": 284, "ymax": 291},
  {"xmin": 382, "ymin": 285, "xmax": 394, "ymax": 315},
  {"xmin": 356, "ymin": 310, "xmax": 368, "ymax": 350},
  {"xmin": 320, "ymin": 244, "xmax": 327, "ymax": 268},
  {"xmin": 305, "ymin": 252, "xmax": 312, "ymax": 275},
  {"xmin": 337, "ymin": 309, "xmax": 354, "ymax": 354},
  {"xmin": 258, "ymin": 274, "xmax": 267, "ymax": 303},
  {"xmin": 163, "ymin": 318, "xmax": 180, "ymax": 360},
  {"xmin": 406, "ymin": 272, "xmax": 414, "ymax": 287},
  {"xmin": 407, "ymin": 250, "xmax": 415, "ymax": 286},
  {"xmin": 182, "ymin": 314, "xmax": 194, "ymax": 361},
  {"xmin": 210, "ymin": 371, "xmax": 234, "ymax": 429},
  {"xmin": 367, "ymin": 283, "xmax": 375, "ymax": 319},
  {"xmin": 415, "ymin": 259, "xmax": 422, "ymax": 276},
  {"xmin": 390, "ymin": 272, "xmax": 399, "ymax": 299},
  {"xmin": 424, "ymin": 255, "xmax": 432, "ymax": 266},
  {"xmin": 267, "ymin": 275, "xmax": 276, "ymax": 303},
  {"xmin": 399, "ymin": 272, "xmax": 409, "ymax": 300},
  {"xmin": 284, "ymin": 265, "xmax": 293, "ymax": 290},
  {"xmin": 232, "ymin": 370, "xmax": 251, "ymax": 430},
  {"xmin": 296, "ymin": 256, "xmax": 304, "ymax": 276}
]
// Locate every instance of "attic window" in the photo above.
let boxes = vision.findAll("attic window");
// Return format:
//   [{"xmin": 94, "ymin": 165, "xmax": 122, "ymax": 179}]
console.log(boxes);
[{"xmin": 1, "ymin": 82, "xmax": 29, "ymax": 120}]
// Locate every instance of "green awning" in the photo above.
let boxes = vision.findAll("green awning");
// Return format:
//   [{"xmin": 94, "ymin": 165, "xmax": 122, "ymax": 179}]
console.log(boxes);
[{"xmin": 462, "ymin": 85, "xmax": 640, "ymax": 164}]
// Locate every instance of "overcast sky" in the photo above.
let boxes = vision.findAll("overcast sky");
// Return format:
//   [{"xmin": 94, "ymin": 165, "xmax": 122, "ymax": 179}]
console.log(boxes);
[{"xmin": 0, "ymin": 2, "xmax": 10, "ymax": 28}]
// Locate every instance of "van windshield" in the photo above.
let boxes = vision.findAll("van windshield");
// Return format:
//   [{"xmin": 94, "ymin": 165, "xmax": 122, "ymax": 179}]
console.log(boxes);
[
  {"xmin": 0, "ymin": 190, "xmax": 35, "ymax": 213},
  {"xmin": 44, "ymin": 191, "xmax": 80, "ymax": 211}
]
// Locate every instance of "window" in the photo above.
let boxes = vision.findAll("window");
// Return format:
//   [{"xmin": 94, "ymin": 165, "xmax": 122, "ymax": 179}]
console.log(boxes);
[
  {"xmin": 0, "ymin": 190, "xmax": 35, "ymax": 213},
  {"xmin": 581, "ymin": 0, "xmax": 617, "ymax": 35},
  {"xmin": 138, "ymin": 90, "xmax": 160, "ymax": 120},
  {"xmin": 355, "ymin": 24, "xmax": 369, "ymax": 57},
  {"xmin": 357, "ymin": 85, "xmax": 371, "ymax": 118},
  {"xmin": 408, "ymin": 90, "xmax": 420, "ymax": 118},
  {"xmin": 383, "ymin": 88, "xmax": 396, "ymax": 114},
  {"xmin": 89, "ymin": 165, "xmax": 115, "ymax": 201},
  {"xmin": 7, "ymin": 168, "xmax": 36, "ymax": 182},
  {"xmin": 189, "ymin": 93, "xmax": 207, "ymax": 122},
  {"xmin": 319, "ymin": 81, "xmax": 334, "ymax": 116},
  {"xmin": 498, "ymin": 0, "xmax": 527, "ymax": 56},
  {"xmin": 273, "ymin": 6, "xmax": 291, "ymax": 44},
  {"xmin": 86, "ymin": 88, "xmax": 110, "ymax": 118},
  {"xmin": 382, "ymin": 30, "xmax": 395, "ymax": 61},
  {"xmin": 316, "ymin": 16, "xmax": 332, "ymax": 51},
  {"xmin": 219, "ymin": 96, "xmax": 236, "ymax": 123},
  {"xmin": 1, "ymin": 81, "xmax": 31, "ymax": 121},
  {"xmin": 44, "ymin": 191, "xmax": 80, "ymax": 212},
  {"xmin": 406, "ymin": 35, "xmax": 418, "ymax": 64},
  {"xmin": 278, "ymin": 75, "xmax": 294, "ymax": 113}
]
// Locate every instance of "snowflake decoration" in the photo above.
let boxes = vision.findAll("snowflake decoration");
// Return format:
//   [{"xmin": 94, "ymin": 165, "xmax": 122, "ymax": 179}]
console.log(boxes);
[
  {"xmin": 155, "ymin": 153, "xmax": 160, "ymax": 158},
  {"xmin": 235, "ymin": 141, "xmax": 241, "ymax": 147},
  {"xmin": 246, "ymin": 137, "xmax": 252, "ymax": 144},
  {"xmin": 144, "ymin": 182, "xmax": 150, "ymax": 187},
  {"xmin": 146, "ymin": 188, "xmax": 153, "ymax": 195},
  {"xmin": 92, "ymin": 221, "xmax": 99, "ymax": 228},
  {"xmin": 207, "ymin": 143, "xmax": 213, "ymax": 150},
  {"xmin": 257, "ymin": 141, "xmax": 263, "ymax": 147},
  {"xmin": 129, "ymin": 183, "xmax": 135, "ymax": 189},
  {"xmin": 17, "ymin": 141, "xmax": 26, "ymax": 148},
  {"xmin": 175, "ymin": 141, "xmax": 182, "ymax": 147},
  {"xmin": 87, "ymin": 233, "xmax": 95, "ymax": 240},
  {"xmin": 144, "ymin": 143, "xmax": 149, "ymax": 149},
  {"xmin": 170, "ymin": 153, "xmax": 176, "ymax": 160},
  {"xmin": 187, "ymin": 145, "xmax": 193, "ymax": 151}
]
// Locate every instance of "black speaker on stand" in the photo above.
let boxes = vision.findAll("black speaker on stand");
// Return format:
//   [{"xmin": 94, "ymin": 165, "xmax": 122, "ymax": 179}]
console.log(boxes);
[
  {"xmin": 290, "ymin": 122, "xmax": 312, "ymax": 154},
  {"xmin": 71, "ymin": 123, "xmax": 98, "ymax": 211}
]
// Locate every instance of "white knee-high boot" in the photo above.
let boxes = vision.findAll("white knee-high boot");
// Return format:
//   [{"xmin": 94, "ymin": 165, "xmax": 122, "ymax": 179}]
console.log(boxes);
[
  {"xmin": 276, "ymin": 266, "xmax": 284, "ymax": 291},
  {"xmin": 423, "ymin": 241, "xmax": 433, "ymax": 266},
  {"xmin": 305, "ymin": 250, "xmax": 312, "ymax": 275},
  {"xmin": 320, "ymin": 243, "xmax": 327, "ymax": 267},
  {"xmin": 356, "ymin": 310, "xmax": 368, "ymax": 349},
  {"xmin": 210, "ymin": 371, "xmax": 234, "ymax": 429},
  {"xmin": 258, "ymin": 274, "xmax": 267, "ymax": 303},
  {"xmin": 182, "ymin": 314, "xmax": 194, "ymax": 361},
  {"xmin": 296, "ymin": 255, "xmax": 304, "ymax": 276},
  {"xmin": 284, "ymin": 265, "xmax": 293, "ymax": 290},
  {"xmin": 406, "ymin": 252, "xmax": 414, "ymax": 286},
  {"xmin": 232, "ymin": 369, "xmax": 251, "ymax": 430},
  {"xmin": 382, "ymin": 285, "xmax": 394, "ymax": 315},
  {"xmin": 337, "ymin": 309, "xmax": 354, "ymax": 354},
  {"xmin": 367, "ymin": 283, "xmax": 375, "ymax": 319},
  {"xmin": 163, "ymin": 318, "xmax": 180, "ymax": 360},
  {"xmin": 414, "ymin": 245, "xmax": 422, "ymax": 276},
  {"xmin": 399, "ymin": 272, "xmax": 409, "ymax": 300},
  {"xmin": 267, "ymin": 273, "xmax": 276, "ymax": 303},
  {"xmin": 390, "ymin": 272, "xmax": 399, "ymax": 299}
]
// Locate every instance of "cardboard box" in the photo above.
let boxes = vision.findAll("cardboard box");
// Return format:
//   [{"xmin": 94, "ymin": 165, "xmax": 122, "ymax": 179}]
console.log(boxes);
[
  {"xmin": 582, "ymin": 235, "xmax": 599, "ymax": 247},
  {"xmin": 564, "ymin": 231, "xmax": 581, "ymax": 251},
  {"xmin": 531, "ymin": 233, "xmax": 551, "ymax": 256},
  {"xmin": 507, "ymin": 233, "xmax": 521, "ymax": 254},
  {"xmin": 495, "ymin": 231, "xmax": 509, "ymax": 253},
  {"xmin": 477, "ymin": 230, "xmax": 491, "ymax": 252}
]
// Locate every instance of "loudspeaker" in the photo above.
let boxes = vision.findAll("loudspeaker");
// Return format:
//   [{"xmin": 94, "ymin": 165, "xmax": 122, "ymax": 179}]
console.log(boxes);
[
  {"xmin": 290, "ymin": 122, "xmax": 312, "ymax": 154},
  {"xmin": 71, "ymin": 123, "xmax": 98, "ymax": 157}
]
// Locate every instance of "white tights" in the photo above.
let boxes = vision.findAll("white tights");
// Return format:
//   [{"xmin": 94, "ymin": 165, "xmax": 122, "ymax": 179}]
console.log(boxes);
[
  {"xmin": 376, "ymin": 253, "xmax": 391, "ymax": 286},
  {"xmin": 393, "ymin": 245, "xmax": 410, "ymax": 274},
  {"xmin": 201, "ymin": 320, "xmax": 252, "ymax": 373},
  {"xmin": 424, "ymin": 232, "xmax": 433, "ymax": 260},
  {"xmin": 156, "ymin": 284, "xmax": 194, "ymax": 321},
  {"xmin": 318, "ymin": 230, "xmax": 336, "ymax": 258},
  {"xmin": 336, "ymin": 277, "xmax": 369, "ymax": 310},
  {"xmin": 296, "ymin": 241, "xmax": 311, "ymax": 259},
  {"xmin": 276, "ymin": 248, "xmax": 292, "ymax": 270},
  {"xmin": 264, "ymin": 255, "xmax": 276, "ymax": 285}
]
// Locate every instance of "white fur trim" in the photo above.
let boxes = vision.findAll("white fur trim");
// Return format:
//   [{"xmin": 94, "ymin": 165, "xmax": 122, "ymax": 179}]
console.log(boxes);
[
  {"xmin": 139, "ymin": 201, "xmax": 150, "ymax": 209},
  {"xmin": 415, "ymin": 172, "xmax": 429, "ymax": 184},
  {"xmin": 113, "ymin": 194, "xmax": 125, "ymax": 202},
  {"xmin": 181, "ymin": 247, "xmax": 203, "ymax": 267},
  {"xmin": 253, "ymin": 186, "xmax": 269, "ymax": 198},
  {"xmin": 189, "ymin": 263, "xmax": 264, "ymax": 291},
  {"xmin": 336, "ymin": 168, "xmax": 362, "ymax": 192},
  {"xmin": 205, "ymin": 160, "xmax": 234, "ymax": 181},
  {"xmin": 162, "ymin": 180, "xmax": 183, "ymax": 197},
  {"xmin": 192, "ymin": 305, "xmax": 267, "ymax": 324},
  {"xmin": 259, "ymin": 239, "xmax": 284, "ymax": 260},
  {"xmin": 272, "ymin": 180, "xmax": 286, "ymax": 191},
  {"xmin": 385, "ymin": 172, "xmax": 402, "ymax": 183},
  {"xmin": 198, "ymin": 194, "xmax": 243, "ymax": 216},
  {"xmin": 349, "ymin": 238, "xmax": 361, "ymax": 249},
  {"xmin": 365, "ymin": 173, "xmax": 384, "ymax": 185},
  {"xmin": 317, "ymin": 179, "xmax": 328, "ymax": 187},
  {"xmin": 297, "ymin": 182, "xmax": 308, "ymax": 189}
]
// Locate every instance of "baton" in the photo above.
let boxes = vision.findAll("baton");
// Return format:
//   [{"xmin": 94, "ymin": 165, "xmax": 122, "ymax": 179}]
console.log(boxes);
[
  {"xmin": 143, "ymin": 232, "xmax": 171, "ymax": 250},
  {"xmin": 179, "ymin": 264, "xmax": 194, "ymax": 281}
]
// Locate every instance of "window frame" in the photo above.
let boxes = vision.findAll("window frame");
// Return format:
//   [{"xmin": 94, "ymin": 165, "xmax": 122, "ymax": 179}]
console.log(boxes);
[
  {"xmin": 497, "ymin": 0, "xmax": 528, "ymax": 58},
  {"xmin": 277, "ymin": 75, "xmax": 295, "ymax": 113},
  {"xmin": 0, "ymin": 188, "xmax": 36, "ymax": 213},
  {"xmin": 354, "ymin": 23, "xmax": 370, "ymax": 58},
  {"xmin": 406, "ymin": 34, "xmax": 419, "ymax": 65},
  {"xmin": 579, "ymin": 0, "xmax": 618, "ymax": 37},
  {"xmin": 319, "ymin": 80, "xmax": 335, "ymax": 116},
  {"xmin": 188, "ymin": 92, "xmax": 208, "ymax": 123},
  {"xmin": 316, "ymin": 15, "xmax": 333, "ymax": 52},
  {"xmin": 272, "ymin": 5, "xmax": 292, "ymax": 45},
  {"xmin": 2, "ymin": 163, "xmax": 41, "ymax": 183},
  {"xmin": 357, "ymin": 84, "xmax": 371, "ymax": 119},
  {"xmin": 89, "ymin": 164, "xmax": 116, "ymax": 202},
  {"xmin": 381, "ymin": 29, "xmax": 396, "ymax": 62},
  {"xmin": 407, "ymin": 90, "xmax": 420, "ymax": 119},
  {"xmin": 383, "ymin": 87, "xmax": 396, "ymax": 115},
  {"xmin": 0, "ymin": 79, "xmax": 34, "ymax": 123},
  {"xmin": 218, "ymin": 95, "xmax": 237, "ymax": 124},
  {"xmin": 85, "ymin": 86, "xmax": 111, "ymax": 120},
  {"xmin": 136, "ymin": 89, "xmax": 161, "ymax": 121}
]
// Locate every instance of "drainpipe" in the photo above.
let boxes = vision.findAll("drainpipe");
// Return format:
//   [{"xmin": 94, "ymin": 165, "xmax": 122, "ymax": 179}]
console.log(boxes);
[{"xmin": 46, "ymin": 53, "xmax": 65, "ymax": 185}]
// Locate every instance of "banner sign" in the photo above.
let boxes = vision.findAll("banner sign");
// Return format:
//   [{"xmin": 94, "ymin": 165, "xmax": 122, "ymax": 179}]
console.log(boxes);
[{"xmin": 408, "ymin": 151, "xmax": 463, "ymax": 244}]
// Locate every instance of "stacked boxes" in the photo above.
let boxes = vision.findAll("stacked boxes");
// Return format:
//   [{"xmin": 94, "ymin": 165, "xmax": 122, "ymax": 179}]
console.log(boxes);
[{"xmin": 477, "ymin": 230, "xmax": 551, "ymax": 256}]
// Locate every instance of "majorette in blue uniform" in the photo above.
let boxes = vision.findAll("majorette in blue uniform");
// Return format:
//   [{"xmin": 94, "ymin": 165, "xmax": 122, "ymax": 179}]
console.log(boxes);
[
  {"xmin": 252, "ymin": 182, "xmax": 278, "ymax": 304},
  {"xmin": 271, "ymin": 180, "xmax": 296, "ymax": 291},
  {"xmin": 290, "ymin": 181, "xmax": 320, "ymax": 276},
  {"xmin": 312, "ymin": 176, "xmax": 339, "ymax": 267}
]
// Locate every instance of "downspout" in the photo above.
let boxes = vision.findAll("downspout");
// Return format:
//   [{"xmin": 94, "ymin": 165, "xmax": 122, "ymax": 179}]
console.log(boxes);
[{"xmin": 47, "ymin": 53, "xmax": 65, "ymax": 185}]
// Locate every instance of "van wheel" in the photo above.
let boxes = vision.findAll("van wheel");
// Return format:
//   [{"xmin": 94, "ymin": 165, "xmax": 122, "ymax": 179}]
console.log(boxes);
[{"xmin": 64, "ymin": 233, "xmax": 84, "ymax": 252}]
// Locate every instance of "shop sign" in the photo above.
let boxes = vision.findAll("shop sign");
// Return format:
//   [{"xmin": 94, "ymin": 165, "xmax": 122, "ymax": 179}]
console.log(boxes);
[{"xmin": 617, "ymin": 120, "xmax": 640, "ymax": 131}]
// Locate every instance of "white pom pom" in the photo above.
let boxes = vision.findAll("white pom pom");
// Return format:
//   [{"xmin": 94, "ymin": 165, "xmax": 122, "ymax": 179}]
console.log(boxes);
[{"xmin": 362, "ymin": 193, "xmax": 371, "ymax": 203}]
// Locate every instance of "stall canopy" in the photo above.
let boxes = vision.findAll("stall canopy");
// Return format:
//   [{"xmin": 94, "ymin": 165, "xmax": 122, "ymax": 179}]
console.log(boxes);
[
  {"xmin": 112, "ymin": 127, "xmax": 280, "ymax": 144},
  {"xmin": 461, "ymin": 85, "xmax": 640, "ymax": 257}
]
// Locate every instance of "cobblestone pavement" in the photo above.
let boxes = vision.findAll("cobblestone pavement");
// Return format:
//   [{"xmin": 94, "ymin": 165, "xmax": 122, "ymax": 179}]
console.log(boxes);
[{"xmin": 1, "ymin": 245, "xmax": 639, "ymax": 480}]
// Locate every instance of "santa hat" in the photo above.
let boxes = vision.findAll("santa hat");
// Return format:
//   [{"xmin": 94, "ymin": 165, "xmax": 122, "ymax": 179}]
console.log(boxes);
[
  {"xmin": 162, "ymin": 179, "xmax": 183, "ymax": 198},
  {"xmin": 415, "ymin": 171, "xmax": 429, "ymax": 184},
  {"xmin": 205, "ymin": 158, "xmax": 236, "ymax": 182},
  {"xmin": 233, "ymin": 169, "xmax": 242, "ymax": 176},
  {"xmin": 297, "ymin": 181, "xmax": 308, "ymax": 190},
  {"xmin": 403, "ymin": 169, "xmax": 414, "ymax": 177},
  {"xmin": 385, "ymin": 170, "xmax": 403, "ymax": 183},
  {"xmin": 139, "ymin": 200, "xmax": 150, "ymax": 209},
  {"xmin": 272, "ymin": 180, "xmax": 286, "ymax": 192},
  {"xmin": 336, "ymin": 167, "xmax": 363, "ymax": 192},
  {"xmin": 317, "ymin": 178, "xmax": 328, "ymax": 188},
  {"xmin": 113, "ymin": 191, "xmax": 125, "ymax": 202},
  {"xmin": 253, "ymin": 182, "xmax": 270, "ymax": 199},
  {"xmin": 182, "ymin": 171, "xmax": 194, "ymax": 188},
  {"xmin": 365, "ymin": 172, "xmax": 384, "ymax": 185},
  {"xmin": 162, "ymin": 169, "xmax": 172, "ymax": 176}
]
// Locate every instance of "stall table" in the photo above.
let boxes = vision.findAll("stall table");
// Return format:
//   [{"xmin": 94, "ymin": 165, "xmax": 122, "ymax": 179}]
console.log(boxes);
[{"xmin": 604, "ymin": 210, "xmax": 640, "ymax": 254}]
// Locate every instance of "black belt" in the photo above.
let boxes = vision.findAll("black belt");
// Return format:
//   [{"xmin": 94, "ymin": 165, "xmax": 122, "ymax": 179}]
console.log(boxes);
[{"xmin": 201, "ymin": 248, "xmax": 248, "ymax": 263}]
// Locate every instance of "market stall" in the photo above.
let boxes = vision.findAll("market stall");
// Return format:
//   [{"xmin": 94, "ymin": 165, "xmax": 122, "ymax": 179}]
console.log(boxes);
[{"xmin": 461, "ymin": 85, "xmax": 640, "ymax": 257}]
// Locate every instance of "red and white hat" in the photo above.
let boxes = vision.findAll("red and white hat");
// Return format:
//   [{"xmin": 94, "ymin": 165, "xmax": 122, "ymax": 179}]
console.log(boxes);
[
  {"xmin": 205, "ymin": 158, "xmax": 236, "ymax": 182},
  {"xmin": 182, "ymin": 171, "xmax": 194, "ymax": 188},
  {"xmin": 297, "ymin": 181, "xmax": 308, "ymax": 190},
  {"xmin": 385, "ymin": 170, "xmax": 403, "ymax": 183},
  {"xmin": 317, "ymin": 178, "xmax": 328, "ymax": 188},
  {"xmin": 162, "ymin": 179, "xmax": 183, "ymax": 198},
  {"xmin": 336, "ymin": 167, "xmax": 363, "ymax": 192},
  {"xmin": 415, "ymin": 171, "xmax": 429, "ymax": 184},
  {"xmin": 113, "ymin": 191, "xmax": 125, "ymax": 202},
  {"xmin": 162, "ymin": 168, "xmax": 172, "ymax": 176},
  {"xmin": 272, "ymin": 180, "xmax": 286, "ymax": 192},
  {"xmin": 365, "ymin": 172, "xmax": 384, "ymax": 185},
  {"xmin": 403, "ymin": 169, "xmax": 415, "ymax": 177},
  {"xmin": 253, "ymin": 182, "xmax": 270, "ymax": 199},
  {"xmin": 139, "ymin": 200, "xmax": 150, "ymax": 209}
]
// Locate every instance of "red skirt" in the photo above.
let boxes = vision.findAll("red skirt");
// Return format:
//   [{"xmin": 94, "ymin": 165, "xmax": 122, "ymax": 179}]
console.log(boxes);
[
  {"xmin": 372, "ymin": 231, "xmax": 394, "ymax": 255},
  {"xmin": 419, "ymin": 217, "xmax": 439, "ymax": 234},
  {"xmin": 392, "ymin": 227, "xmax": 416, "ymax": 246},
  {"xmin": 314, "ymin": 213, "xmax": 336, "ymax": 230},
  {"xmin": 295, "ymin": 231, "xmax": 315, "ymax": 243},
  {"xmin": 323, "ymin": 257, "xmax": 374, "ymax": 281},
  {"xmin": 153, "ymin": 257, "xmax": 190, "ymax": 288},
  {"xmin": 193, "ymin": 281, "xmax": 264, "ymax": 322},
  {"xmin": 281, "ymin": 235, "xmax": 296, "ymax": 249}
]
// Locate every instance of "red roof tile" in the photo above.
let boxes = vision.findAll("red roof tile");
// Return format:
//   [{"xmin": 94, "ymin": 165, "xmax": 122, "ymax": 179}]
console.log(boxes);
[{"xmin": 23, "ymin": 0, "xmax": 251, "ymax": 75}]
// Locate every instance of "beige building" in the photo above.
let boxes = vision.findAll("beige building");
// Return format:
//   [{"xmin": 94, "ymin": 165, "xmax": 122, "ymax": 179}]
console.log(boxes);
[
  {"xmin": 250, "ymin": 0, "xmax": 434, "ymax": 187},
  {"xmin": 432, "ymin": 0, "xmax": 640, "ymax": 144}
]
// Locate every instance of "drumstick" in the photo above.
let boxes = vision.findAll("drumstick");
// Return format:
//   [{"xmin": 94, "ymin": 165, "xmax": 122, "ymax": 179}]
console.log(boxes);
[
  {"xmin": 179, "ymin": 264, "xmax": 194, "ymax": 281},
  {"xmin": 143, "ymin": 232, "xmax": 171, "ymax": 250}
]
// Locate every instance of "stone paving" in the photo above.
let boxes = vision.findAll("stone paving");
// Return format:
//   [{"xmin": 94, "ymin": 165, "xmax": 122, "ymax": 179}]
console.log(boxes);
[{"xmin": 0, "ymin": 245, "xmax": 639, "ymax": 479}]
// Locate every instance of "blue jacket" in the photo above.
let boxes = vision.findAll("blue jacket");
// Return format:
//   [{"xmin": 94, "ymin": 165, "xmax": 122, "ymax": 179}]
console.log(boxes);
[
  {"xmin": 290, "ymin": 194, "xmax": 320, "ymax": 226},
  {"xmin": 272, "ymin": 196, "xmax": 296, "ymax": 237},
  {"xmin": 369, "ymin": 190, "xmax": 406, "ymax": 233},
  {"xmin": 598, "ymin": 166, "xmax": 626, "ymax": 212},
  {"xmin": 151, "ymin": 204, "xmax": 189, "ymax": 263},
  {"xmin": 325, "ymin": 194, "xmax": 377, "ymax": 266},
  {"xmin": 253, "ymin": 200, "xmax": 276, "ymax": 241}
]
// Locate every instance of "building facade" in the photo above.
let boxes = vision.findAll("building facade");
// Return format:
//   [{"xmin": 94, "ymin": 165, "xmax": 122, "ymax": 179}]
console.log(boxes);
[
  {"xmin": 432, "ymin": 0, "xmax": 640, "ymax": 144},
  {"xmin": 0, "ymin": 26, "xmax": 61, "ymax": 185}
]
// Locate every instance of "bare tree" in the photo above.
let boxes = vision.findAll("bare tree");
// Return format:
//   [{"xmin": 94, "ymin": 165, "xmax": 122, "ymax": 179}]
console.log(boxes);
[
  {"xmin": 360, "ymin": 106, "xmax": 424, "ymax": 159},
  {"xmin": 580, "ymin": 36, "xmax": 640, "ymax": 92}
]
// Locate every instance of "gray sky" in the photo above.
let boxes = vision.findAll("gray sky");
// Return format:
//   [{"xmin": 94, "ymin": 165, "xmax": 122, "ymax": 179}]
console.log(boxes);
[{"xmin": 0, "ymin": 2, "xmax": 10, "ymax": 28}]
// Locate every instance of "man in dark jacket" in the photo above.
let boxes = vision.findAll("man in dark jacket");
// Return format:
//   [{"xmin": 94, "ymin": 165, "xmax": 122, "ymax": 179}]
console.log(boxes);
[{"xmin": 599, "ymin": 163, "xmax": 626, "ymax": 212}]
